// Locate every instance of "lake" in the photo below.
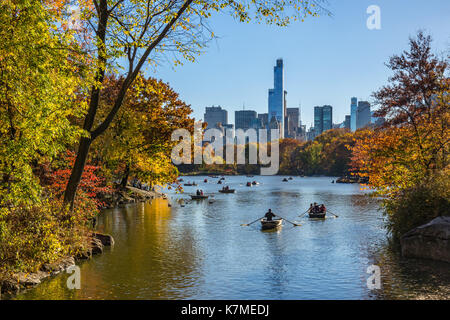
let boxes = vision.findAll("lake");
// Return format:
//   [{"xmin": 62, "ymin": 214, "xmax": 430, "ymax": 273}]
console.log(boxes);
[{"xmin": 14, "ymin": 176, "xmax": 450, "ymax": 299}]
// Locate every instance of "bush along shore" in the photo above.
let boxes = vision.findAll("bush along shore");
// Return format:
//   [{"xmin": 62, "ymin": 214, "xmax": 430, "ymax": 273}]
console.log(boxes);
[
  {"xmin": 0, "ymin": 186, "xmax": 163, "ymax": 299},
  {"xmin": 0, "ymin": 232, "xmax": 113, "ymax": 298}
]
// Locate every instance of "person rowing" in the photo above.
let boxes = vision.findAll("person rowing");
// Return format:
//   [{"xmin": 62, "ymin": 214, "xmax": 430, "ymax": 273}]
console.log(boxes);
[{"xmin": 264, "ymin": 209, "xmax": 276, "ymax": 221}]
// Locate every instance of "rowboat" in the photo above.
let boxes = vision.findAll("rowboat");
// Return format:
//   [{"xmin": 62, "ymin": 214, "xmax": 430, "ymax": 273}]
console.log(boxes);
[
  {"xmin": 190, "ymin": 195, "xmax": 209, "ymax": 200},
  {"xmin": 309, "ymin": 212, "xmax": 326, "ymax": 219},
  {"xmin": 218, "ymin": 189, "xmax": 235, "ymax": 193},
  {"xmin": 184, "ymin": 183, "xmax": 198, "ymax": 186},
  {"xmin": 260, "ymin": 218, "xmax": 283, "ymax": 230},
  {"xmin": 246, "ymin": 182, "xmax": 252, "ymax": 187},
  {"xmin": 282, "ymin": 178, "xmax": 288, "ymax": 182},
  {"xmin": 251, "ymin": 181, "xmax": 259, "ymax": 185}
]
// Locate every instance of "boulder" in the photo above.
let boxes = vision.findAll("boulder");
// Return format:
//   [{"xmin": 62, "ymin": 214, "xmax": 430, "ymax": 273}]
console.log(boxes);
[
  {"xmin": 400, "ymin": 216, "xmax": 450, "ymax": 263},
  {"xmin": 91, "ymin": 237, "xmax": 104, "ymax": 255},
  {"xmin": 41, "ymin": 257, "xmax": 75, "ymax": 275},
  {"xmin": 93, "ymin": 232, "xmax": 115, "ymax": 246}
]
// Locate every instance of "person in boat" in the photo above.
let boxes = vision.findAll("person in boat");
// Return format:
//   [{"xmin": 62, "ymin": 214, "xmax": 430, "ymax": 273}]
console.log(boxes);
[
  {"xmin": 308, "ymin": 203, "xmax": 314, "ymax": 213},
  {"xmin": 319, "ymin": 204, "xmax": 326, "ymax": 213},
  {"xmin": 313, "ymin": 202, "xmax": 319, "ymax": 213},
  {"xmin": 196, "ymin": 189, "xmax": 201, "ymax": 196},
  {"xmin": 265, "ymin": 209, "xmax": 276, "ymax": 221},
  {"xmin": 200, "ymin": 190, "xmax": 204, "ymax": 196}
]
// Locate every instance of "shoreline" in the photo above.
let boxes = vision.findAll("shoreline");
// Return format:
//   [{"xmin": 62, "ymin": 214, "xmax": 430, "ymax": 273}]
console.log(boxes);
[{"xmin": 0, "ymin": 186, "xmax": 164, "ymax": 299}]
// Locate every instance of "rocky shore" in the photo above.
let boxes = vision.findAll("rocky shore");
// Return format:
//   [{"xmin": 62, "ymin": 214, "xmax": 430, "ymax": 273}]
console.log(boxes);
[
  {"xmin": 400, "ymin": 216, "xmax": 450, "ymax": 263},
  {"xmin": 0, "ymin": 232, "xmax": 115, "ymax": 298},
  {"xmin": 100, "ymin": 185, "xmax": 163, "ymax": 209},
  {"xmin": 336, "ymin": 175, "xmax": 369, "ymax": 184}
]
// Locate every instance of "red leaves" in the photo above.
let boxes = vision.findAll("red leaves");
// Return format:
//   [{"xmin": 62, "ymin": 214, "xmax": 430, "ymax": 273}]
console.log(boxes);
[{"xmin": 49, "ymin": 151, "xmax": 111, "ymax": 208}]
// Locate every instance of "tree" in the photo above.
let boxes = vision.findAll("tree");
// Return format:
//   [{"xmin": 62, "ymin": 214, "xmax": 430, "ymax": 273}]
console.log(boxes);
[
  {"xmin": 62, "ymin": 0, "xmax": 328, "ymax": 207},
  {"xmin": 0, "ymin": 0, "xmax": 87, "ymax": 210},
  {"xmin": 350, "ymin": 32, "xmax": 449, "ymax": 239},
  {"xmin": 93, "ymin": 74, "xmax": 195, "ymax": 187}
]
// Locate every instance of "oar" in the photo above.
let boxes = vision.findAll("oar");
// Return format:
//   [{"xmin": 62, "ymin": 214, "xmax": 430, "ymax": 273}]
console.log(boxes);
[
  {"xmin": 298, "ymin": 209, "xmax": 309, "ymax": 217},
  {"xmin": 241, "ymin": 216, "xmax": 264, "ymax": 226},
  {"xmin": 276, "ymin": 215, "xmax": 301, "ymax": 227},
  {"xmin": 327, "ymin": 210, "xmax": 339, "ymax": 218}
]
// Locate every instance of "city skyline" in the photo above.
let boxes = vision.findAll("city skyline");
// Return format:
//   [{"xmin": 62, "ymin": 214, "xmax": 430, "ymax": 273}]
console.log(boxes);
[{"xmin": 150, "ymin": 0, "xmax": 450, "ymax": 127}]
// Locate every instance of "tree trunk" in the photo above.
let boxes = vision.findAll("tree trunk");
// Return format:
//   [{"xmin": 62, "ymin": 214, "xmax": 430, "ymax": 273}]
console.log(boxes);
[
  {"xmin": 63, "ymin": 137, "xmax": 92, "ymax": 208},
  {"xmin": 120, "ymin": 163, "xmax": 130, "ymax": 189}
]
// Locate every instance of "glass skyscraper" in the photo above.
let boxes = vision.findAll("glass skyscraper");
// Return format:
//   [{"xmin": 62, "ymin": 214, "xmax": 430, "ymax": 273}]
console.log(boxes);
[
  {"xmin": 350, "ymin": 97, "xmax": 357, "ymax": 132},
  {"xmin": 268, "ymin": 59, "xmax": 285, "ymax": 138},
  {"xmin": 314, "ymin": 105, "xmax": 333, "ymax": 135}
]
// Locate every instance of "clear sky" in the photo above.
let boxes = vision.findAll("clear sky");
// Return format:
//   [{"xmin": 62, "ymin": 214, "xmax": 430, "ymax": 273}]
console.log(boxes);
[{"xmin": 148, "ymin": 0, "xmax": 450, "ymax": 127}]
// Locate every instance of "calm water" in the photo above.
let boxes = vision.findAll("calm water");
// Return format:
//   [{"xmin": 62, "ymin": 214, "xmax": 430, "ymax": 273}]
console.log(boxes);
[{"xmin": 14, "ymin": 176, "xmax": 450, "ymax": 300}]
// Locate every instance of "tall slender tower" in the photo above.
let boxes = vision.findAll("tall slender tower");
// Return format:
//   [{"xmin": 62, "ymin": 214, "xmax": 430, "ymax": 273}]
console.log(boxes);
[
  {"xmin": 350, "ymin": 97, "xmax": 358, "ymax": 132},
  {"xmin": 268, "ymin": 58, "xmax": 285, "ymax": 138}
]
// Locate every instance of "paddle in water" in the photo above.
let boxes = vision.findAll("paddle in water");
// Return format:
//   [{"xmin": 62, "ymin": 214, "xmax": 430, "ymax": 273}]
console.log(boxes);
[
  {"xmin": 241, "ymin": 217, "xmax": 265, "ymax": 226},
  {"xmin": 275, "ymin": 215, "xmax": 301, "ymax": 227},
  {"xmin": 298, "ymin": 209, "xmax": 310, "ymax": 217},
  {"xmin": 327, "ymin": 210, "xmax": 339, "ymax": 218}
]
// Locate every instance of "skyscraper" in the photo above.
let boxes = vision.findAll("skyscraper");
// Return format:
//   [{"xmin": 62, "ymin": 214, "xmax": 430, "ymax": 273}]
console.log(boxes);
[
  {"xmin": 314, "ymin": 105, "xmax": 333, "ymax": 135},
  {"xmin": 322, "ymin": 105, "xmax": 333, "ymax": 132},
  {"xmin": 204, "ymin": 106, "xmax": 228, "ymax": 129},
  {"xmin": 314, "ymin": 106, "xmax": 323, "ymax": 134},
  {"xmin": 235, "ymin": 110, "xmax": 257, "ymax": 131},
  {"xmin": 258, "ymin": 113, "xmax": 268, "ymax": 128},
  {"xmin": 357, "ymin": 101, "xmax": 371, "ymax": 129},
  {"xmin": 286, "ymin": 108, "xmax": 300, "ymax": 138},
  {"xmin": 268, "ymin": 58, "xmax": 285, "ymax": 138},
  {"xmin": 350, "ymin": 97, "xmax": 358, "ymax": 132},
  {"xmin": 344, "ymin": 115, "xmax": 351, "ymax": 129}
]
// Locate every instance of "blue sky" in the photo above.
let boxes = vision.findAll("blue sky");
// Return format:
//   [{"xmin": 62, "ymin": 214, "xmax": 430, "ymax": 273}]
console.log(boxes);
[{"xmin": 149, "ymin": 0, "xmax": 450, "ymax": 127}]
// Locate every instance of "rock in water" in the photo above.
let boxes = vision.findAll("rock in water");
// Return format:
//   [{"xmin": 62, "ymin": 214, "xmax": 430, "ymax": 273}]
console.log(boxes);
[
  {"xmin": 93, "ymin": 233, "xmax": 115, "ymax": 246},
  {"xmin": 400, "ymin": 216, "xmax": 450, "ymax": 263}
]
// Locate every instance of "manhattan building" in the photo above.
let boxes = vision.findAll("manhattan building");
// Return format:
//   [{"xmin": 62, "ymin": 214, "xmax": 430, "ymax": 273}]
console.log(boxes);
[
  {"xmin": 350, "ymin": 97, "xmax": 358, "ymax": 132},
  {"xmin": 204, "ymin": 106, "xmax": 228, "ymax": 129},
  {"xmin": 268, "ymin": 58, "xmax": 287, "ymax": 138},
  {"xmin": 285, "ymin": 107, "xmax": 300, "ymax": 139},
  {"xmin": 314, "ymin": 105, "xmax": 333, "ymax": 135},
  {"xmin": 235, "ymin": 110, "xmax": 258, "ymax": 131},
  {"xmin": 356, "ymin": 101, "xmax": 371, "ymax": 129}
]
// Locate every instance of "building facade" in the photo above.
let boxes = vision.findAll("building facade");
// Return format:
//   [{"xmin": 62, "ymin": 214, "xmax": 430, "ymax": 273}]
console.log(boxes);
[
  {"xmin": 313, "ymin": 105, "xmax": 333, "ymax": 135},
  {"xmin": 285, "ymin": 107, "xmax": 300, "ymax": 139},
  {"xmin": 268, "ymin": 59, "xmax": 286, "ymax": 138},
  {"xmin": 356, "ymin": 101, "xmax": 371, "ymax": 129},
  {"xmin": 235, "ymin": 110, "xmax": 257, "ymax": 131},
  {"xmin": 350, "ymin": 97, "xmax": 358, "ymax": 132},
  {"xmin": 204, "ymin": 106, "xmax": 228, "ymax": 129}
]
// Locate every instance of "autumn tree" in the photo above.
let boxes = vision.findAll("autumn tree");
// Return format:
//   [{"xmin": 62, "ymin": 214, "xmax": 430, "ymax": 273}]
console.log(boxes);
[
  {"xmin": 61, "ymin": 0, "xmax": 329, "ymax": 207},
  {"xmin": 0, "ymin": 0, "xmax": 87, "ymax": 209},
  {"xmin": 93, "ymin": 74, "xmax": 195, "ymax": 188},
  {"xmin": 351, "ymin": 32, "xmax": 449, "ymax": 239}
]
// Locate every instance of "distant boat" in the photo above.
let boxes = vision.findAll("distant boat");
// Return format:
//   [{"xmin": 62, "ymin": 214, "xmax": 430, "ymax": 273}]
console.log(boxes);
[
  {"xmin": 204, "ymin": 179, "xmax": 208, "ymax": 183},
  {"xmin": 217, "ymin": 180, "xmax": 222, "ymax": 184},
  {"xmin": 282, "ymin": 178, "xmax": 288, "ymax": 182},
  {"xmin": 260, "ymin": 218, "xmax": 283, "ymax": 230},
  {"xmin": 184, "ymin": 182, "xmax": 197, "ymax": 186},
  {"xmin": 246, "ymin": 182, "xmax": 252, "ymax": 187},
  {"xmin": 190, "ymin": 195, "xmax": 208, "ymax": 200},
  {"xmin": 219, "ymin": 189, "xmax": 235, "ymax": 193},
  {"xmin": 251, "ymin": 181, "xmax": 259, "ymax": 185},
  {"xmin": 288, "ymin": 177, "xmax": 293, "ymax": 180}
]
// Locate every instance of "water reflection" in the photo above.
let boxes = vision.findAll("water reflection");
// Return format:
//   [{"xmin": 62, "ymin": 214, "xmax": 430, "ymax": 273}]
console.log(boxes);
[{"xmin": 13, "ymin": 177, "xmax": 449, "ymax": 300}]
